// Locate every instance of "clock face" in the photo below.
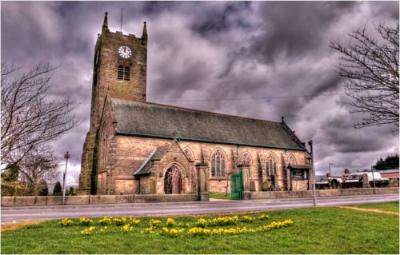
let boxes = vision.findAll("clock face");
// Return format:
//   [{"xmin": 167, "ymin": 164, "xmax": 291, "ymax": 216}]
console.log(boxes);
[{"xmin": 118, "ymin": 46, "xmax": 132, "ymax": 59}]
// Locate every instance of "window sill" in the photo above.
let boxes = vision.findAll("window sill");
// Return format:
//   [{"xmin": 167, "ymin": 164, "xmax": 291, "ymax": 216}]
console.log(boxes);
[{"xmin": 209, "ymin": 177, "xmax": 227, "ymax": 181}]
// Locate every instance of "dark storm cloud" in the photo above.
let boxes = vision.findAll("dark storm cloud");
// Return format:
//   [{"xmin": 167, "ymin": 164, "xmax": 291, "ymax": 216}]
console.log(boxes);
[
  {"xmin": 321, "ymin": 114, "xmax": 388, "ymax": 153},
  {"xmin": 249, "ymin": 2, "xmax": 355, "ymax": 64},
  {"xmin": 191, "ymin": 2, "xmax": 252, "ymax": 35},
  {"xmin": 1, "ymin": 1, "xmax": 398, "ymax": 182}
]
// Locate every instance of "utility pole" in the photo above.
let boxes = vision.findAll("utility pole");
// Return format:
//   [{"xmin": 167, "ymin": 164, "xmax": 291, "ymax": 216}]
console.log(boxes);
[
  {"xmin": 308, "ymin": 140, "xmax": 317, "ymax": 207},
  {"xmin": 328, "ymin": 163, "xmax": 334, "ymax": 176},
  {"xmin": 62, "ymin": 151, "xmax": 70, "ymax": 205},
  {"xmin": 371, "ymin": 166, "xmax": 376, "ymax": 194}
]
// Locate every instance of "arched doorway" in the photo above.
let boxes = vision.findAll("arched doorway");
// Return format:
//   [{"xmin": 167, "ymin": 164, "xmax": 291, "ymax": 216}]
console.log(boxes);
[{"xmin": 164, "ymin": 165, "xmax": 183, "ymax": 194}]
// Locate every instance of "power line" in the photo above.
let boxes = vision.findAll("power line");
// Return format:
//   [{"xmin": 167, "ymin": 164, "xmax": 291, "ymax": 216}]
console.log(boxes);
[{"xmin": 151, "ymin": 90, "xmax": 340, "ymax": 102}]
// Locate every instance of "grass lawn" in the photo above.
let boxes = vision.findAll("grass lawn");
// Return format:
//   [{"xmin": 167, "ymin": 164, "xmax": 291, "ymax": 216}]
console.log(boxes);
[
  {"xmin": 209, "ymin": 192, "xmax": 230, "ymax": 199},
  {"xmin": 1, "ymin": 204, "xmax": 399, "ymax": 254},
  {"xmin": 351, "ymin": 201, "xmax": 399, "ymax": 213}
]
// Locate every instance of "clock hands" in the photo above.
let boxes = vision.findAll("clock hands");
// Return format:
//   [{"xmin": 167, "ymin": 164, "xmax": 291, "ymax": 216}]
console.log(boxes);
[{"xmin": 118, "ymin": 46, "xmax": 131, "ymax": 58}]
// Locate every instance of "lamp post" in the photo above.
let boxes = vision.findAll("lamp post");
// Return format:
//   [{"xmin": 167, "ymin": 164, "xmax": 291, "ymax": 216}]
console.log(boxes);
[
  {"xmin": 308, "ymin": 140, "xmax": 317, "ymax": 207},
  {"xmin": 62, "ymin": 151, "xmax": 70, "ymax": 205}
]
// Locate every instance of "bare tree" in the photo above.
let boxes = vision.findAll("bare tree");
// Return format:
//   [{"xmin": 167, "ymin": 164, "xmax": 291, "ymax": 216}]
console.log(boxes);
[
  {"xmin": 1, "ymin": 63, "xmax": 76, "ymax": 168},
  {"xmin": 18, "ymin": 145, "xmax": 58, "ymax": 196},
  {"xmin": 330, "ymin": 24, "xmax": 399, "ymax": 128}
]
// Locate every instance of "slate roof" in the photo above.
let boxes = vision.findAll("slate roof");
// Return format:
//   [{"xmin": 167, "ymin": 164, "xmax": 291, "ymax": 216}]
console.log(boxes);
[
  {"xmin": 133, "ymin": 145, "xmax": 170, "ymax": 176},
  {"xmin": 110, "ymin": 98, "xmax": 306, "ymax": 151}
]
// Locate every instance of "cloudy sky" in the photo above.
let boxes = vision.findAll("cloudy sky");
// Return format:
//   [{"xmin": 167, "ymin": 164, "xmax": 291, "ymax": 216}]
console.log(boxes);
[{"xmin": 2, "ymin": 1, "xmax": 399, "ymax": 184}]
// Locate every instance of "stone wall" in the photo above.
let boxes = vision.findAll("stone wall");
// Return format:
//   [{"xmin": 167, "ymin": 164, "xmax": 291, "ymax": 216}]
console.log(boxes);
[
  {"xmin": 291, "ymin": 180, "xmax": 309, "ymax": 191},
  {"xmin": 2, "ymin": 187, "xmax": 397, "ymax": 207},
  {"xmin": 96, "ymin": 135, "xmax": 309, "ymax": 195},
  {"xmin": 247, "ymin": 187, "xmax": 399, "ymax": 200},
  {"xmin": 1, "ymin": 194, "xmax": 198, "ymax": 207}
]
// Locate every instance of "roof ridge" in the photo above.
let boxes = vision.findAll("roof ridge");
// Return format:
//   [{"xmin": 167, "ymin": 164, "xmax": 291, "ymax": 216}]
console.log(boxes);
[{"xmin": 110, "ymin": 97, "xmax": 281, "ymax": 125}]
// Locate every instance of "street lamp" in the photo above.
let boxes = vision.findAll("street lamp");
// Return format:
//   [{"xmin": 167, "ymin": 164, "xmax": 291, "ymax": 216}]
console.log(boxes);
[
  {"xmin": 308, "ymin": 140, "xmax": 317, "ymax": 207},
  {"xmin": 62, "ymin": 151, "xmax": 70, "ymax": 205}
]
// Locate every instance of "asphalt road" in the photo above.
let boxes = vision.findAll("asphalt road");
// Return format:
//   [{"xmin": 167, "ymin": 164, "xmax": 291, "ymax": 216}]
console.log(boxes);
[{"xmin": 1, "ymin": 193, "xmax": 398, "ymax": 224}]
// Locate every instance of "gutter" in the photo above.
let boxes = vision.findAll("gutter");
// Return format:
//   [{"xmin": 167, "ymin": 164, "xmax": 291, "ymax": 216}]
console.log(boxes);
[{"xmin": 115, "ymin": 130, "xmax": 307, "ymax": 152}]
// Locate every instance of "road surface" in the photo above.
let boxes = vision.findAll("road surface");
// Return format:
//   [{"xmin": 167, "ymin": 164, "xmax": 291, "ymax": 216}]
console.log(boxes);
[{"xmin": 1, "ymin": 193, "xmax": 398, "ymax": 223}]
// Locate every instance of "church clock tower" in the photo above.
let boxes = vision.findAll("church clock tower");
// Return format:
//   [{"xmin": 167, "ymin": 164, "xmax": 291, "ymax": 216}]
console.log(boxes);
[{"xmin": 79, "ymin": 12, "xmax": 148, "ymax": 194}]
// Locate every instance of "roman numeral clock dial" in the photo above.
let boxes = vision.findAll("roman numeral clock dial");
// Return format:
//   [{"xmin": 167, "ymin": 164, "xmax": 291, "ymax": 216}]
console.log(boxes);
[{"xmin": 118, "ymin": 45, "xmax": 132, "ymax": 59}]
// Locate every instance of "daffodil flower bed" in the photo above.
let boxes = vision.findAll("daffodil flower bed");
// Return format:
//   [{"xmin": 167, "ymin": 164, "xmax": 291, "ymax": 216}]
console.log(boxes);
[
  {"xmin": 80, "ymin": 226, "xmax": 96, "ymax": 235},
  {"xmin": 79, "ymin": 217, "xmax": 93, "ymax": 226},
  {"xmin": 60, "ymin": 218, "xmax": 73, "ymax": 226},
  {"xmin": 187, "ymin": 219, "xmax": 294, "ymax": 236},
  {"xmin": 58, "ymin": 213, "xmax": 293, "ymax": 237}
]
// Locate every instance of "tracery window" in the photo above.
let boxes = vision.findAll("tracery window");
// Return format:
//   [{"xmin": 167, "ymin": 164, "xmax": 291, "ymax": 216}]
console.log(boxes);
[
  {"xmin": 117, "ymin": 65, "xmax": 130, "ymax": 80},
  {"xmin": 288, "ymin": 155, "xmax": 297, "ymax": 166},
  {"xmin": 267, "ymin": 158, "xmax": 276, "ymax": 176},
  {"xmin": 211, "ymin": 150, "xmax": 225, "ymax": 177},
  {"xmin": 242, "ymin": 153, "xmax": 250, "ymax": 166}
]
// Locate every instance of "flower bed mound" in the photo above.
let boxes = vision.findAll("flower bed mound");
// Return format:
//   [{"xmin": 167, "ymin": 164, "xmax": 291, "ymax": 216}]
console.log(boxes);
[{"xmin": 58, "ymin": 214, "xmax": 292, "ymax": 238}]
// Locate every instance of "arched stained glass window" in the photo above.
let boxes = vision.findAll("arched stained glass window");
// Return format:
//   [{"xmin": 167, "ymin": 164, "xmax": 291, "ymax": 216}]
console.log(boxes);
[
  {"xmin": 242, "ymin": 153, "xmax": 250, "ymax": 165},
  {"xmin": 211, "ymin": 150, "xmax": 225, "ymax": 177},
  {"xmin": 267, "ymin": 158, "xmax": 276, "ymax": 176},
  {"xmin": 288, "ymin": 155, "xmax": 297, "ymax": 166}
]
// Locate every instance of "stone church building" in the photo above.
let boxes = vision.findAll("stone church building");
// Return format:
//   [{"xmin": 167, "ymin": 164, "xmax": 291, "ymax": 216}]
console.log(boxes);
[{"xmin": 79, "ymin": 13, "xmax": 312, "ymax": 198}]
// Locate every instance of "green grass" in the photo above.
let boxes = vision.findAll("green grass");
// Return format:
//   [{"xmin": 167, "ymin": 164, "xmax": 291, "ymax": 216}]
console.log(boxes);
[
  {"xmin": 209, "ymin": 192, "xmax": 230, "ymax": 199},
  {"xmin": 351, "ymin": 201, "xmax": 399, "ymax": 212},
  {"xmin": 1, "ymin": 205, "xmax": 399, "ymax": 254}
]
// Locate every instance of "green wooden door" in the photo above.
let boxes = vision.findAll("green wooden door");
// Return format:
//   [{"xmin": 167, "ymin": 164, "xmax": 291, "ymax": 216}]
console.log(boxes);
[{"xmin": 230, "ymin": 171, "xmax": 244, "ymax": 200}]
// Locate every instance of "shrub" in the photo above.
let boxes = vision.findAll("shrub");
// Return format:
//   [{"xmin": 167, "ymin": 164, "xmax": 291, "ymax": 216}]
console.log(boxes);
[{"xmin": 53, "ymin": 182, "xmax": 62, "ymax": 196}]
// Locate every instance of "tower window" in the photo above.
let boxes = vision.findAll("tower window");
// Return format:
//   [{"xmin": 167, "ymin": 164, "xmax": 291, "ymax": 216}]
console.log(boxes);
[
  {"xmin": 117, "ymin": 65, "xmax": 130, "ymax": 81},
  {"xmin": 117, "ymin": 66, "xmax": 124, "ymax": 79},
  {"xmin": 124, "ymin": 66, "xmax": 130, "ymax": 80}
]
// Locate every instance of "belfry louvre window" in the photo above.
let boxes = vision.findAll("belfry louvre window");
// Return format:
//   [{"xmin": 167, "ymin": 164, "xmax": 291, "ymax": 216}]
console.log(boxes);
[
  {"xmin": 124, "ymin": 66, "xmax": 130, "ymax": 80},
  {"xmin": 117, "ymin": 65, "xmax": 130, "ymax": 80},
  {"xmin": 211, "ymin": 150, "xmax": 225, "ymax": 177}
]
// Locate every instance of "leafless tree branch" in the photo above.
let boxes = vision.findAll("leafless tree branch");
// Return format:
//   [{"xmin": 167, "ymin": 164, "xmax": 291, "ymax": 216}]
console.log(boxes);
[
  {"xmin": 1, "ymin": 63, "xmax": 77, "ymax": 168},
  {"xmin": 330, "ymin": 24, "xmax": 399, "ymax": 128}
]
